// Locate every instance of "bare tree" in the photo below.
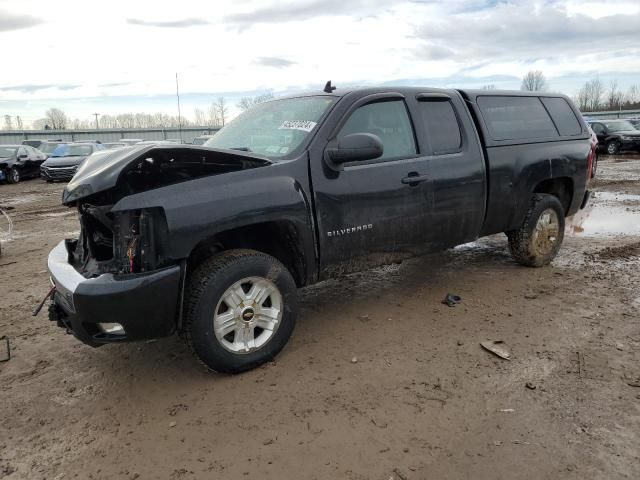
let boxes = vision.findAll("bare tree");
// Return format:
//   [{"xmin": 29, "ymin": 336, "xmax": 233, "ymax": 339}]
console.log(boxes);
[
  {"xmin": 193, "ymin": 107, "xmax": 207, "ymax": 126},
  {"xmin": 215, "ymin": 97, "xmax": 228, "ymax": 126},
  {"xmin": 3, "ymin": 115, "xmax": 13, "ymax": 130},
  {"xmin": 45, "ymin": 108, "xmax": 68, "ymax": 129},
  {"xmin": 520, "ymin": 70, "xmax": 547, "ymax": 91},
  {"xmin": 481, "ymin": 84, "xmax": 496, "ymax": 90},
  {"xmin": 15, "ymin": 116, "xmax": 23, "ymax": 130},
  {"xmin": 575, "ymin": 78, "xmax": 605, "ymax": 112},
  {"xmin": 606, "ymin": 80, "xmax": 624, "ymax": 110},
  {"xmin": 625, "ymin": 84, "xmax": 640, "ymax": 107},
  {"xmin": 237, "ymin": 92, "xmax": 275, "ymax": 112}
]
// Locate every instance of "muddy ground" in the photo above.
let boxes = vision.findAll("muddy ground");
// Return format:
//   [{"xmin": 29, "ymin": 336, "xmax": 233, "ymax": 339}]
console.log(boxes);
[{"xmin": 1, "ymin": 155, "xmax": 639, "ymax": 480}]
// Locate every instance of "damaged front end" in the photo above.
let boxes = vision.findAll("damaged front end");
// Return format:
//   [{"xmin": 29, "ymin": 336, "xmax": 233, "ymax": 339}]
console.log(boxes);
[{"xmin": 45, "ymin": 145, "xmax": 271, "ymax": 346}]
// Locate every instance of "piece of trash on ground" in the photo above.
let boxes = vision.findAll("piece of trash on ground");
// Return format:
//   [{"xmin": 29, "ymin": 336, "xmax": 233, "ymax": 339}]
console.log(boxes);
[
  {"xmin": 480, "ymin": 340, "xmax": 511, "ymax": 360},
  {"xmin": 0, "ymin": 336, "xmax": 10, "ymax": 363},
  {"xmin": 525, "ymin": 382, "xmax": 537, "ymax": 390},
  {"xmin": 442, "ymin": 293, "xmax": 462, "ymax": 307},
  {"xmin": 499, "ymin": 408, "xmax": 515, "ymax": 413}
]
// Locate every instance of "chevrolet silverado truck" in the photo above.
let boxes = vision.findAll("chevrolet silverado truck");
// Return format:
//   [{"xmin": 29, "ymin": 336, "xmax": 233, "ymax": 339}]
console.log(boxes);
[{"xmin": 43, "ymin": 86, "xmax": 594, "ymax": 373}]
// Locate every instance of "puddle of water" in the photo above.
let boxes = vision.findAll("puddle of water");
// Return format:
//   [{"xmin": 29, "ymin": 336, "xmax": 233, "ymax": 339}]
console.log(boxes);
[
  {"xmin": 594, "ymin": 191, "xmax": 640, "ymax": 202},
  {"xmin": 567, "ymin": 203, "xmax": 640, "ymax": 237}
]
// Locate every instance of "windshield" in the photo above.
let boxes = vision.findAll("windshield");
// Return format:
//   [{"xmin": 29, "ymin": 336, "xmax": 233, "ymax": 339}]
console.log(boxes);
[
  {"xmin": 204, "ymin": 96, "xmax": 335, "ymax": 159},
  {"xmin": 0, "ymin": 147, "xmax": 18, "ymax": 157},
  {"xmin": 39, "ymin": 143, "xmax": 65, "ymax": 154},
  {"xmin": 51, "ymin": 144, "xmax": 93, "ymax": 157},
  {"xmin": 604, "ymin": 120, "xmax": 636, "ymax": 131}
]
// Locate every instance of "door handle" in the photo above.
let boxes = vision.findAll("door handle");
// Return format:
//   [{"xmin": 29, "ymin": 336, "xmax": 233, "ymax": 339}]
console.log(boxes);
[{"xmin": 401, "ymin": 173, "xmax": 429, "ymax": 186}]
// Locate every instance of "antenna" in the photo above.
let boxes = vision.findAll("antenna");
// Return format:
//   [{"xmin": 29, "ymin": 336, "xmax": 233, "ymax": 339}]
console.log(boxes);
[
  {"xmin": 176, "ymin": 72, "xmax": 183, "ymax": 143},
  {"xmin": 323, "ymin": 80, "xmax": 336, "ymax": 93}
]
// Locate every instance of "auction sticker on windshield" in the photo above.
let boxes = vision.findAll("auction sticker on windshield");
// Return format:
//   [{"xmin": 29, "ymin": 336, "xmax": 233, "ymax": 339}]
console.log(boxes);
[{"xmin": 279, "ymin": 120, "xmax": 317, "ymax": 132}]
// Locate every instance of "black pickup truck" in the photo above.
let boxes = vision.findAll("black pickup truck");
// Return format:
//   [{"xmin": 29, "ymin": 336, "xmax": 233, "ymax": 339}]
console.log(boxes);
[{"xmin": 44, "ymin": 86, "xmax": 594, "ymax": 373}]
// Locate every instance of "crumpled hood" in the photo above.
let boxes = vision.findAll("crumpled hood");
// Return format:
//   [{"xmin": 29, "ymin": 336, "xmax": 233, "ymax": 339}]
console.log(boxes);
[
  {"xmin": 62, "ymin": 144, "xmax": 272, "ymax": 204},
  {"xmin": 42, "ymin": 156, "xmax": 88, "ymax": 168}
]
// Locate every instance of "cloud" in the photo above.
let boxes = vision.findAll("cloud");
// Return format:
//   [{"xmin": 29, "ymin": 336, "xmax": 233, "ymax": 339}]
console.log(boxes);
[
  {"xmin": 0, "ymin": 84, "xmax": 80, "ymax": 93},
  {"xmin": 224, "ymin": 0, "xmax": 390, "ymax": 28},
  {"xmin": 98, "ymin": 82, "xmax": 130, "ymax": 88},
  {"xmin": 127, "ymin": 17, "xmax": 209, "ymax": 28},
  {"xmin": 254, "ymin": 56, "xmax": 297, "ymax": 68},
  {"xmin": 0, "ymin": 9, "xmax": 42, "ymax": 32},
  {"xmin": 412, "ymin": 4, "xmax": 640, "ymax": 68}
]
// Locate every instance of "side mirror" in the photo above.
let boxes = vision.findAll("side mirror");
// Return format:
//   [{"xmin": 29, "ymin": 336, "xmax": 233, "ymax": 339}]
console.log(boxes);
[
  {"xmin": 327, "ymin": 133, "xmax": 383, "ymax": 164},
  {"xmin": 18, "ymin": 153, "xmax": 28, "ymax": 159}
]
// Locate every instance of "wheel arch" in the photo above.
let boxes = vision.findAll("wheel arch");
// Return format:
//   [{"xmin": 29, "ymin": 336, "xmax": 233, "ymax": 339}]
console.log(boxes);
[
  {"xmin": 187, "ymin": 220, "xmax": 312, "ymax": 288},
  {"xmin": 532, "ymin": 177, "xmax": 574, "ymax": 216}
]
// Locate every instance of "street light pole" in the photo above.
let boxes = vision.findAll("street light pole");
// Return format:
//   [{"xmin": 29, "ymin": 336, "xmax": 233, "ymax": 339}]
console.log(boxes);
[{"xmin": 92, "ymin": 113, "xmax": 100, "ymax": 129}]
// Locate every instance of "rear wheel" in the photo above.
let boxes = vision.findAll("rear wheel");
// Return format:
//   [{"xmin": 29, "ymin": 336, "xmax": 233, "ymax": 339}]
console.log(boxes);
[
  {"xmin": 606, "ymin": 140, "xmax": 620, "ymax": 155},
  {"xmin": 507, "ymin": 194, "xmax": 565, "ymax": 267},
  {"xmin": 7, "ymin": 168, "xmax": 20, "ymax": 184},
  {"xmin": 184, "ymin": 249, "xmax": 298, "ymax": 374}
]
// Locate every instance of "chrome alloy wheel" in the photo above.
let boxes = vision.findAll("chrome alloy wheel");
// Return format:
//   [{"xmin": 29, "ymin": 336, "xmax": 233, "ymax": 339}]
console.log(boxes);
[
  {"xmin": 531, "ymin": 208, "xmax": 560, "ymax": 256},
  {"xmin": 213, "ymin": 277, "xmax": 283, "ymax": 354}
]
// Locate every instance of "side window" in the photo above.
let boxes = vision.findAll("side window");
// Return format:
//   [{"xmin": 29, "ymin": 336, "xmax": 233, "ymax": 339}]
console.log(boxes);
[
  {"xmin": 540, "ymin": 97, "xmax": 582, "ymax": 136},
  {"xmin": 338, "ymin": 100, "xmax": 416, "ymax": 160},
  {"xmin": 418, "ymin": 99, "xmax": 462, "ymax": 155},
  {"xmin": 477, "ymin": 96, "xmax": 559, "ymax": 141},
  {"xmin": 591, "ymin": 123, "xmax": 605, "ymax": 134}
]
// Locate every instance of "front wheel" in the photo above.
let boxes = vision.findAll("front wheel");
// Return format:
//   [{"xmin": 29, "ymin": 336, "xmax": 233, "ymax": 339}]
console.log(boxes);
[
  {"xmin": 507, "ymin": 194, "xmax": 565, "ymax": 267},
  {"xmin": 7, "ymin": 167, "xmax": 20, "ymax": 184},
  {"xmin": 606, "ymin": 140, "xmax": 620, "ymax": 155},
  {"xmin": 184, "ymin": 249, "xmax": 298, "ymax": 374}
]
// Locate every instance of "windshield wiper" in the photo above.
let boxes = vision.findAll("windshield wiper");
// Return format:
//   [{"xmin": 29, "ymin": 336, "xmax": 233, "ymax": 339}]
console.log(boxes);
[{"xmin": 229, "ymin": 147, "xmax": 252, "ymax": 152}]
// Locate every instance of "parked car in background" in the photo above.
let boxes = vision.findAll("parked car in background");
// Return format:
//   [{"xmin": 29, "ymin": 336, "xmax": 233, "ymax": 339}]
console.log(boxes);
[
  {"xmin": 73, "ymin": 139, "xmax": 102, "ymax": 144},
  {"xmin": 628, "ymin": 118, "xmax": 640, "ymax": 129},
  {"xmin": 588, "ymin": 120, "xmax": 640, "ymax": 154},
  {"xmin": 119, "ymin": 139, "xmax": 144, "ymax": 146},
  {"xmin": 22, "ymin": 139, "xmax": 63, "ymax": 149},
  {"xmin": 40, "ymin": 142, "xmax": 105, "ymax": 182},
  {"xmin": 102, "ymin": 142, "xmax": 128, "ymax": 150},
  {"xmin": 586, "ymin": 123, "xmax": 599, "ymax": 177},
  {"xmin": 37, "ymin": 141, "xmax": 68, "ymax": 157},
  {"xmin": 0, "ymin": 144, "xmax": 47, "ymax": 183},
  {"xmin": 192, "ymin": 134, "xmax": 215, "ymax": 145}
]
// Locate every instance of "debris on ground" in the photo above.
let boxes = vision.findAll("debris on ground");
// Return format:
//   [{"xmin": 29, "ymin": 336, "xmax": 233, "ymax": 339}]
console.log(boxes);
[
  {"xmin": 442, "ymin": 293, "xmax": 462, "ymax": 307},
  {"xmin": 525, "ymin": 382, "xmax": 537, "ymax": 390},
  {"xmin": 480, "ymin": 340, "xmax": 511, "ymax": 360},
  {"xmin": 0, "ymin": 336, "xmax": 10, "ymax": 363},
  {"xmin": 351, "ymin": 356, "xmax": 358, "ymax": 364}
]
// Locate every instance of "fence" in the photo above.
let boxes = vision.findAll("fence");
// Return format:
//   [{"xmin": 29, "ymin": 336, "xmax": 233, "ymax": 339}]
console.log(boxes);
[
  {"xmin": 0, "ymin": 126, "xmax": 220, "ymax": 145},
  {"xmin": 581, "ymin": 109, "xmax": 640, "ymax": 120}
]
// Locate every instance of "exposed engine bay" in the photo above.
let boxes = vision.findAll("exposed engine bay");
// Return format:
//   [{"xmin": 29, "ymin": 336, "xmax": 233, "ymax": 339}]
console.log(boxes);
[{"xmin": 63, "ymin": 146, "xmax": 271, "ymax": 278}]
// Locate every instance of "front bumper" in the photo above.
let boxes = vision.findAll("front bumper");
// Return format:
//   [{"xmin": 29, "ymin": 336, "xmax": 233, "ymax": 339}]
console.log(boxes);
[{"xmin": 47, "ymin": 240, "xmax": 182, "ymax": 346}]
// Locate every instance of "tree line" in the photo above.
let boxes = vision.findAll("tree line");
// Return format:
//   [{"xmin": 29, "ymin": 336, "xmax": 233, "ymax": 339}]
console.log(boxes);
[
  {"xmin": 2, "ymin": 78, "xmax": 639, "ymax": 131},
  {"xmin": 0, "ymin": 93, "xmax": 274, "ymax": 131}
]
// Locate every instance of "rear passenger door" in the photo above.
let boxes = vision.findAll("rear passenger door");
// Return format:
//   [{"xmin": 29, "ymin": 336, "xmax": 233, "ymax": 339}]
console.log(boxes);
[{"xmin": 412, "ymin": 94, "xmax": 486, "ymax": 248}]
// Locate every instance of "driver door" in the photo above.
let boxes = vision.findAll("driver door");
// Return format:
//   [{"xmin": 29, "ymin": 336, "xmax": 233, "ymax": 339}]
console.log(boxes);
[{"xmin": 310, "ymin": 95, "xmax": 435, "ymax": 278}]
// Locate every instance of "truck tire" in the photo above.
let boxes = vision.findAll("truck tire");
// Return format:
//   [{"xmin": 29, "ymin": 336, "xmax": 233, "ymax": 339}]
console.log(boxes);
[
  {"xmin": 184, "ymin": 249, "xmax": 298, "ymax": 374},
  {"xmin": 507, "ymin": 194, "xmax": 565, "ymax": 267},
  {"xmin": 606, "ymin": 140, "xmax": 620, "ymax": 155}
]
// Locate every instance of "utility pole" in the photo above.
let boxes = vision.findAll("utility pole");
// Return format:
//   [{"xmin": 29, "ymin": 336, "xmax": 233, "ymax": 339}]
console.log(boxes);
[
  {"xmin": 92, "ymin": 113, "xmax": 100, "ymax": 130},
  {"xmin": 176, "ymin": 72, "xmax": 183, "ymax": 143}
]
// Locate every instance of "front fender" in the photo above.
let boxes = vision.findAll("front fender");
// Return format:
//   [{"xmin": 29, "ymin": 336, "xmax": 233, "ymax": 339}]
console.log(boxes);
[{"xmin": 111, "ymin": 159, "xmax": 316, "ymax": 267}]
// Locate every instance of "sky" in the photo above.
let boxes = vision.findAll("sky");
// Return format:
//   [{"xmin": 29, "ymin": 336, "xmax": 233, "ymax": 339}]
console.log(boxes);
[{"xmin": 0, "ymin": 0, "xmax": 639, "ymax": 126}]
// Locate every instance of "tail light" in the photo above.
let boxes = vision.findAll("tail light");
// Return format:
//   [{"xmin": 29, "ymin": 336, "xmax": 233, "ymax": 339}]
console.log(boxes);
[{"xmin": 586, "ymin": 147, "xmax": 594, "ymax": 183}]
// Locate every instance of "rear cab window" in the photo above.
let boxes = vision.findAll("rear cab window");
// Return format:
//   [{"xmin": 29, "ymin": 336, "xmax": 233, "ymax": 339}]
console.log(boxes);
[
  {"xmin": 477, "ymin": 96, "xmax": 559, "ymax": 141},
  {"xmin": 540, "ymin": 97, "xmax": 582, "ymax": 136}
]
